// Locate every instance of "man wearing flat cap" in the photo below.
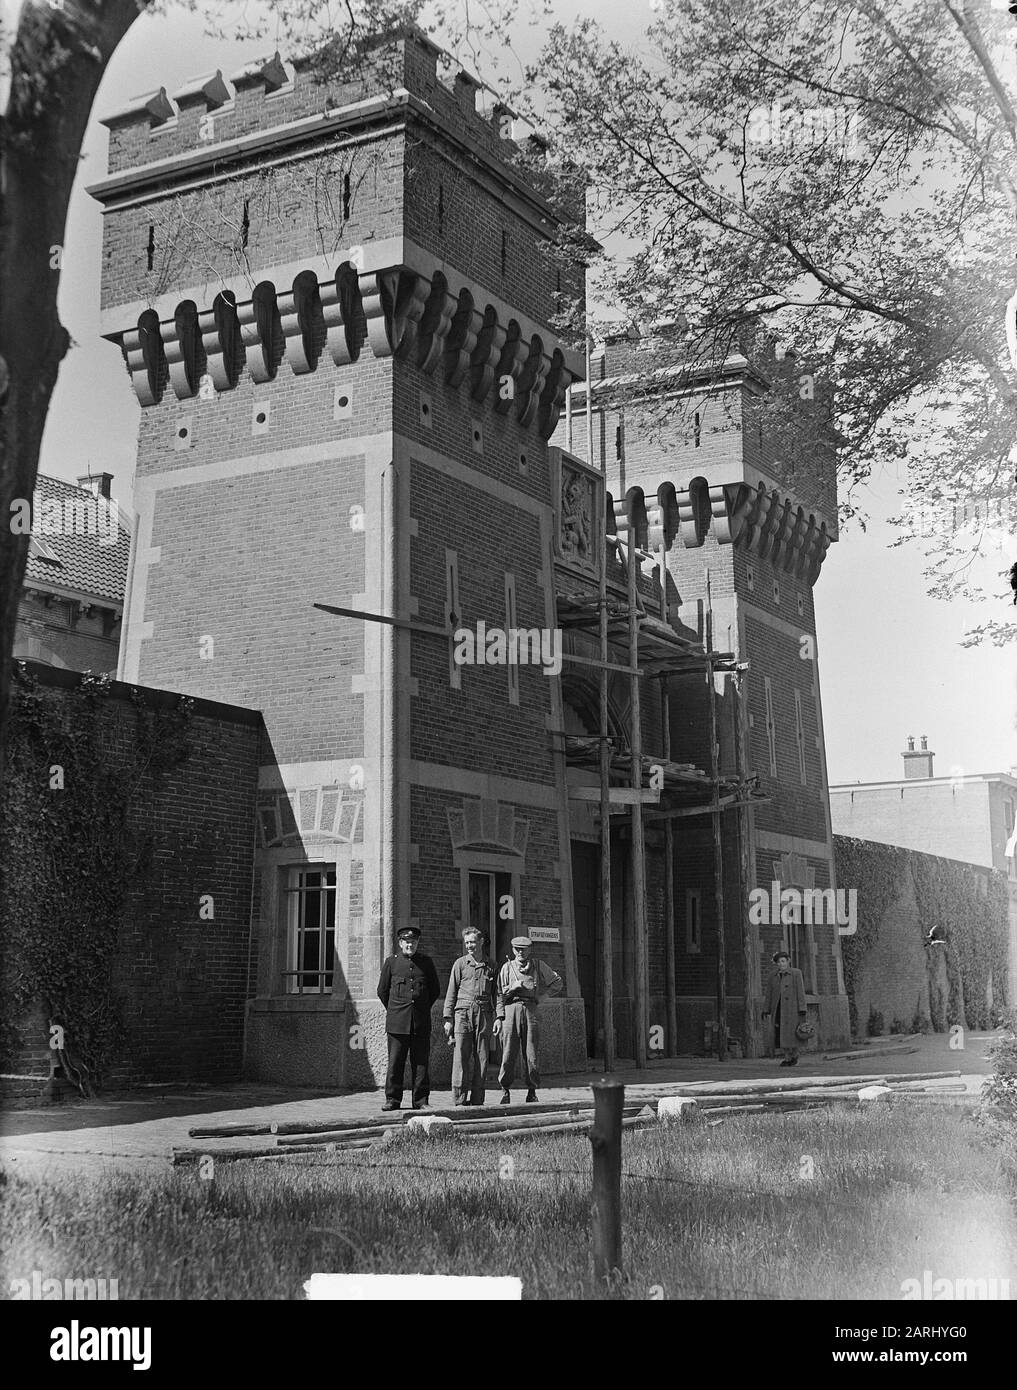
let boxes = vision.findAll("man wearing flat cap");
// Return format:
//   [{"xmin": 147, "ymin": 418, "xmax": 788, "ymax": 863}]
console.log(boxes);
[
  {"xmin": 377, "ymin": 926, "xmax": 441, "ymax": 1110},
  {"xmin": 494, "ymin": 936, "xmax": 563, "ymax": 1104}
]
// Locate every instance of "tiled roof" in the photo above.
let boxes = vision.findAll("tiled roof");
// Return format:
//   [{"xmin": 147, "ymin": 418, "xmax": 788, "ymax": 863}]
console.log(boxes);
[{"xmin": 23, "ymin": 474, "xmax": 132, "ymax": 606}]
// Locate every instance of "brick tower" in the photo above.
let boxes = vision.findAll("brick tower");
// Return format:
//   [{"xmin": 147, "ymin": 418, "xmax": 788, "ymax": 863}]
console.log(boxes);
[
  {"xmin": 90, "ymin": 29, "xmax": 589, "ymax": 1086},
  {"xmin": 564, "ymin": 325, "xmax": 850, "ymax": 1053}
]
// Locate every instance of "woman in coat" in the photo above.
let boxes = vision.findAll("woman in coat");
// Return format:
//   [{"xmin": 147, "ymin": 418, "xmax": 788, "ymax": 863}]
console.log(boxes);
[{"xmin": 762, "ymin": 949, "xmax": 808, "ymax": 1066}]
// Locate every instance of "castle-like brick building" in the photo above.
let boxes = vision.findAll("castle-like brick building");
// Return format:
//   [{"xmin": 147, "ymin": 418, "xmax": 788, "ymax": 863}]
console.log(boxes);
[{"xmin": 84, "ymin": 26, "xmax": 850, "ymax": 1087}]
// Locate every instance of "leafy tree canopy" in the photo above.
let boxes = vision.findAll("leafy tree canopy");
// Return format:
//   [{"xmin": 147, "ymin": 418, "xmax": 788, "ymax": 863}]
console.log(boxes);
[{"xmin": 531, "ymin": 0, "xmax": 1017, "ymax": 642}]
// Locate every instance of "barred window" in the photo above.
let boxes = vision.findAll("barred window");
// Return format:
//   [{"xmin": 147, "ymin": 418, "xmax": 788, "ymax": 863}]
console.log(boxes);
[{"xmin": 284, "ymin": 866, "xmax": 336, "ymax": 994}]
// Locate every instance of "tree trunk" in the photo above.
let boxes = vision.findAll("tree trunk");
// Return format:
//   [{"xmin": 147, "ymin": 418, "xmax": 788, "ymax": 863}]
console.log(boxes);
[{"xmin": 0, "ymin": 0, "xmax": 142, "ymax": 775}]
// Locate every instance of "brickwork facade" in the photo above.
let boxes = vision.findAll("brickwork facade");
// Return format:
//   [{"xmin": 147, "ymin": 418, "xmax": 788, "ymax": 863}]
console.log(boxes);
[{"xmin": 95, "ymin": 29, "xmax": 586, "ymax": 1088}]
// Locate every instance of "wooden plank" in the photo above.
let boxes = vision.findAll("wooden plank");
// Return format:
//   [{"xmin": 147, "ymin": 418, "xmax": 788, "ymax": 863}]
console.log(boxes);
[
  {"xmin": 625, "ymin": 1070, "xmax": 962, "ymax": 1100},
  {"xmin": 171, "ymin": 1144, "xmax": 283, "ymax": 1164},
  {"xmin": 458, "ymin": 1116, "xmax": 656, "ymax": 1141},
  {"xmin": 276, "ymin": 1125, "xmax": 390, "ymax": 1147},
  {"xmin": 312, "ymin": 603, "xmax": 447, "ymax": 638},
  {"xmin": 561, "ymin": 651, "xmax": 643, "ymax": 676},
  {"xmin": 570, "ymin": 787, "xmax": 660, "ymax": 804},
  {"xmin": 821, "ymin": 1044, "xmax": 921, "ymax": 1061},
  {"xmin": 271, "ymin": 1114, "xmax": 404, "ymax": 1135},
  {"xmin": 187, "ymin": 1122, "xmax": 275, "ymax": 1139}
]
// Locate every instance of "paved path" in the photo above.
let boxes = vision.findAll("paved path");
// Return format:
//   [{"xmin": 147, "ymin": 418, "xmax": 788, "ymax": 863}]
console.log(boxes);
[{"xmin": 0, "ymin": 1032, "xmax": 999, "ymax": 1183}]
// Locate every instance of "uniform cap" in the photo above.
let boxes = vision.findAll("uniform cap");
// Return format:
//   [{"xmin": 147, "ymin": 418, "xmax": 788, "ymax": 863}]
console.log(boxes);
[
  {"xmin": 398, "ymin": 926, "xmax": 421, "ymax": 939},
  {"xmin": 510, "ymin": 936, "xmax": 532, "ymax": 948}
]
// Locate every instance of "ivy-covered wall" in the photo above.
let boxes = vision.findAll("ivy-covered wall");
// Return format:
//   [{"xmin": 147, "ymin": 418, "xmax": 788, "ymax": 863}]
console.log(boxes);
[
  {"xmin": 0, "ymin": 661, "xmax": 262, "ymax": 1087},
  {"xmin": 834, "ymin": 835, "xmax": 1010, "ymax": 1037}
]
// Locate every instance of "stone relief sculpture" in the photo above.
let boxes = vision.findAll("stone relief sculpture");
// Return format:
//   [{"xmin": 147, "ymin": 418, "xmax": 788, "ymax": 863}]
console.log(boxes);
[{"xmin": 560, "ymin": 469, "xmax": 593, "ymax": 565}]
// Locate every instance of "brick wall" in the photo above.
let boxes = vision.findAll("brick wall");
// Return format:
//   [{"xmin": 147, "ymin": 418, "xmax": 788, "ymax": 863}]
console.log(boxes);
[
  {"xmin": 2, "ymin": 664, "xmax": 261, "ymax": 1084},
  {"xmin": 14, "ymin": 594, "xmax": 121, "ymax": 674}
]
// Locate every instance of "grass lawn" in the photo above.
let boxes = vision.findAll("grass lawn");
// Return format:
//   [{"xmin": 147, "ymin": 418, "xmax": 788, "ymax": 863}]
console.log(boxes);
[{"xmin": 2, "ymin": 1106, "xmax": 1015, "ymax": 1299}]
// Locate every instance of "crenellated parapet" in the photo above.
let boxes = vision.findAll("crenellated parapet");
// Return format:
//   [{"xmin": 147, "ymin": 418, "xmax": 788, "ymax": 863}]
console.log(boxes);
[
  {"xmin": 552, "ymin": 453, "xmax": 833, "ymax": 585},
  {"xmin": 111, "ymin": 260, "xmax": 579, "ymax": 440}
]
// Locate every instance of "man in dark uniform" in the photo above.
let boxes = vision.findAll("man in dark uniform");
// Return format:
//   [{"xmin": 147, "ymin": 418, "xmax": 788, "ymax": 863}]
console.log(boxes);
[{"xmin": 377, "ymin": 926, "xmax": 441, "ymax": 1110}]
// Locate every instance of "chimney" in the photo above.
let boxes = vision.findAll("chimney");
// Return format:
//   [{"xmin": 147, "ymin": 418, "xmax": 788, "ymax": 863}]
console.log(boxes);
[
  {"xmin": 77, "ymin": 472, "xmax": 114, "ymax": 498},
  {"xmin": 453, "ymin": 70, "xmax": 480, "ymax": 111},
  {"xmin": 902, "ymin": 733, "xmax": 934, "ymax": 779}
]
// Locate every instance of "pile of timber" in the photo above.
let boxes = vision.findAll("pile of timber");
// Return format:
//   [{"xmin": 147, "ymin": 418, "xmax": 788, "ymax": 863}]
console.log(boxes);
[
  {"xmin": 645, "ymin": 1071, "xmax": 970, "ymax": 1118},
  {"xmin": 170, "ymin": 1071, "xmax": 972, "ymax": 1165},
  {"xmin": 172, "ymin": 1099, "xmax": 658, "ymax": 1165}
]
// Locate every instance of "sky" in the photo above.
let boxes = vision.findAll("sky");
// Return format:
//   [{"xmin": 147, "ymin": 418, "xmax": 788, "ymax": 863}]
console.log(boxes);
[{"xmin": 37, "ymin": 0, "xmax": 1017, "ymax": 786}]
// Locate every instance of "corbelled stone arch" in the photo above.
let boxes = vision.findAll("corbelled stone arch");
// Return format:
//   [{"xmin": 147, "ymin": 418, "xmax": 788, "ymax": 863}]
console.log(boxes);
[
  {"xmin": 238, "ymin": 280, "xmax": 284, "ymax": 382},
  {"xmin": 165, "ymin": 300, "xmax": 206, "ymax": 400}
]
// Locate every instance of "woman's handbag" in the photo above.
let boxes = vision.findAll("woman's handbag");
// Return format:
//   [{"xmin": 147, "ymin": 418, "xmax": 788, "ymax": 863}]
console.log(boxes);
[{"xmin": 795, "ymin": 1019, "xmax": 815, "ymax": 1042}]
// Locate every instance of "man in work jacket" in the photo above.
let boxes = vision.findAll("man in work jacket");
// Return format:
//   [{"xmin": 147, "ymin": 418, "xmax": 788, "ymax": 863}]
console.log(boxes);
[
  {"xmin": 494, "ymin": 936, "xmax": 564, "ymax": 1104},
  {"xmin": 443, "ymin": 927, "xmax": 498, "ymax": 1106},
  {"xmin": 377, "ymin": 926, "xmax": 441, "ymax": 1110}
]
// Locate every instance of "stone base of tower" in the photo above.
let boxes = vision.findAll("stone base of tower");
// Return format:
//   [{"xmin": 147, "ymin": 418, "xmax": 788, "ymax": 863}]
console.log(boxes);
[{"xmin": 244, "ymin": 997, "xmax": 591, "ymax": 1089}]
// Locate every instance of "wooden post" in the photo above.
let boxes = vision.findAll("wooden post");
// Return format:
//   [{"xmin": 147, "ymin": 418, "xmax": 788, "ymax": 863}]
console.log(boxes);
[
  {"xmin": 627, "ymin": 534, "xmax": 648, "ymax": 1068},
  {"xmin": 589, "ymin": 1079, "xmax": 624, "ymax": 1280},
  {"xmin": 706, "ymin": 572, "xmax": 727, "ymax": 1061},
  {"xmin": 661, "ymin": 675, "xmax": 678, "ymax": 1057},
  {"xmin": 732, "ymin": 673, "xmax": 760, "ymax": 1057},
  {"xmin": 591, "ymin": 336, "xmax": 615, "ymax": 1073}
]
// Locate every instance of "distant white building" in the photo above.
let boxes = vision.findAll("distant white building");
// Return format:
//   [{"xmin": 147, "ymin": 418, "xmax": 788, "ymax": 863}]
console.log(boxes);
[{"xmin": 830, "ymin": 737, "xmax": 1017, "ymax": 1005}]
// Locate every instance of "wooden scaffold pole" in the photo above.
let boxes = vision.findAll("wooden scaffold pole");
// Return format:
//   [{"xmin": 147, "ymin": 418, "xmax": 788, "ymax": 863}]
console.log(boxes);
[
  {"xmin": 706, "ymin": 569, "xmax": 728, "ymax": 1061},
  {"xmin": 627, "ymin": 517, "xmax": 648, "ymax": 1069},
  {"xmin": 731, "ymin": 670, "xmax": 759, "ymax": 1057},
  {"xmin": 589, "ymin": 337, "xmax": 615, "ymax": 1072},
  {"xmin": 658, "ymin": 541, "xmax": 678, "ymax": 1058}
]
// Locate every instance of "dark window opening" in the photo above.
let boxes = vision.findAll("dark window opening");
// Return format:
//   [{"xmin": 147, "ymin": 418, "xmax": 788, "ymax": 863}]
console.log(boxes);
[
  {"xmin": 693, "ymin": 411, "xmax": 701, "ymax": 448},
  {"xmin": 146, "ymin": 225, "xmax": 155, "ymax": 272},
  {"xmin": 342, "ymin": 174, "xmax": 351, "ymax": 222},
  {"xmin": 469, "ymin": 869, "xmax": 516, "ymax": 966},
  {"xmin": 241, "ymin": 200, "xmax": 250, "ymax": 250},
  {"xmin": 284, "ymin": 866, "xmax": 337, "ymax": 994}
]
